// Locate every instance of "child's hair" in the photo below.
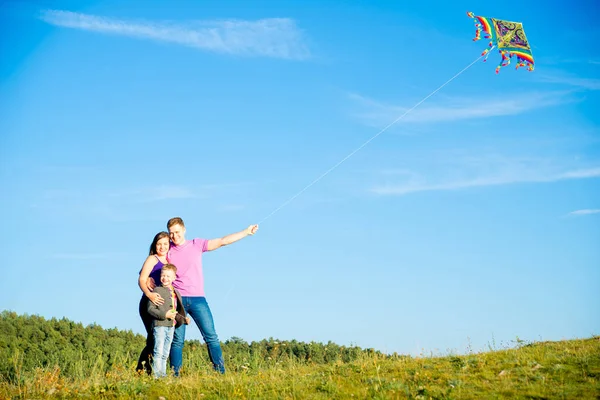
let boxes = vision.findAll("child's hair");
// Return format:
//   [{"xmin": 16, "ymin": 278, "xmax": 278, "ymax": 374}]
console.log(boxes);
[
  {"xmin": 167, "ymin": 217, "xmax": 185, "ymax": 229},
  {"xmin": 161, "ymin": 263, "xmax": 177, "ymax": 274}
]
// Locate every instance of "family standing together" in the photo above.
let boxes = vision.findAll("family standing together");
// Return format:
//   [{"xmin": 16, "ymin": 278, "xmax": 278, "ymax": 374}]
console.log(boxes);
[{"xmin": 136, "ymin": 217, "xmax": 259, "ymax": 377}]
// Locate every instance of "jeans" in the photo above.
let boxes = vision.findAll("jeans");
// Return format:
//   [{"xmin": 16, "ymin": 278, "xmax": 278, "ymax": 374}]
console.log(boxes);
[
  {"xmin": 136, "ymin": 296, "xmax": 154, "ymax": 374},
  {"xmin": 169, "ymin": 296, "xmax": 225, "ymax": 375},
  {"xmin": 152, "ymin": 325, "xmax": 174, "ymax": 378}
]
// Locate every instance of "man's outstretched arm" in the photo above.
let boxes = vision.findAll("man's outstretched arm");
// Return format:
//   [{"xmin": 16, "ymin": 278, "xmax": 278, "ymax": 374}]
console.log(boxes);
[{"xmin": 207, "ymin": 224, "xmax": 258, "ymax": 251}]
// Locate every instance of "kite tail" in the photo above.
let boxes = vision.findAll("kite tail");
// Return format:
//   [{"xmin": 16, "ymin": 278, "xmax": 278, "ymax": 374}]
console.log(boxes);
[
  {"xmin": 467, "ymin": 11, "xmax": 495, "ymax": 66},
  {"xmin": 515, "ymin": 58, "xmax": 535, "ymax": 72},
  {"xmin": 495, "ymin": 50, "xmax": 512, "ymax": 74},
  {"xmin": 514, "ymin": 52, "xmax": 535, "ymax": 72},
  {"xmin": 481, "ymin": 44, "xmax": 495, "ymax": 62},
  {"xmin": 467, "ymin": 11, "xmax": 483, "ymax": 42}
]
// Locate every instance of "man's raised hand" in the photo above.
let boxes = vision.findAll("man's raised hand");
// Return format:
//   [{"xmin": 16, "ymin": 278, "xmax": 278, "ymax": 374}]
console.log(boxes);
[{"xmin": 247, "ymin": 224, "xmax": 259, "ymax": 235}]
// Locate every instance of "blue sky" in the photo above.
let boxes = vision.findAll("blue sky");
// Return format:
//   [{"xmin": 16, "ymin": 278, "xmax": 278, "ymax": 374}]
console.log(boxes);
[{"xmin": 1, "ymin": 0, "xmax": 598, "ymax": 356}]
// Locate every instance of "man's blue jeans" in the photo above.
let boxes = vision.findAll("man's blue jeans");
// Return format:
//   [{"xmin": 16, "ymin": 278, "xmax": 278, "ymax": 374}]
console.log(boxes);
[{"xmin": 169, "ymin": 296, "xmax": 225, "ymax": 375}]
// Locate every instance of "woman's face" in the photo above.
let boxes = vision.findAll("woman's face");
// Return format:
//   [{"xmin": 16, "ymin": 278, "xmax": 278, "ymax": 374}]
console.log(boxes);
[{"xmin": 155, "ymin": 237, "xmax": 170, "ymax": 256}]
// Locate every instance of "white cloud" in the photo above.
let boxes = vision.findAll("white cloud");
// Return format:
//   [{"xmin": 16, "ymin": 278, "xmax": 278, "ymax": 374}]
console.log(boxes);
[
  {"xmin": 536, "ymin": 73, "xmax": 600, "ymax": 91},
  {"xmin": 55, "ymin": 185, "xmax": 198, "ymax": 202},
  {"xmin": 217, "ymin": 204, "xmax": 245, "ymax": 212},
  {"xmin": 138, "ymin": 185, "xmax": 197, "ymax": 202},
  {"xmin": 39, "ymin": 9, "xmax": 310, "ymax": 60},
  {"xmin": 370, "ymin": 166, "xmax": 600, "ymax": 196},
  {"xmin": 559, "ymin": 167, "xmax": 600, "ymax": 179},
  {"xmin": 43, "ymin": 182, "xmax": 254, "ymax": 204},
  {"xmin": 51, "ymin": 253, "xmax": 114, "ymax": 260},
  {"xmin": 32, "ymin": 181, "xmax": 255, "ymax": 222},
  {"xmin": 540, "ymin": 57, "xmax": 600, "ymax": 66},
  {"xmin": 109, "ymin": 182, "xmax": 254, "ymax": 202},
  {"xmin": 567, "ymin": 209, "xmax": 600, "ymax": 217},
  {"xmin": 349, "ymin": 91, "xmax": 572, "ymax": 126}
]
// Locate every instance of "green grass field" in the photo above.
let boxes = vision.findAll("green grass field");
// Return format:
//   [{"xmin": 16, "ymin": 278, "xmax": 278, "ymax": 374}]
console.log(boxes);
[{"xmin": 2, "ymin": 335, "xmax": 598, "ymax": 399}]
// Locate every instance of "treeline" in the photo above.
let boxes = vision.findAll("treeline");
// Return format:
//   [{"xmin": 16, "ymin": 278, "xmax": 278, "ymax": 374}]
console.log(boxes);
[{"xmin": 0, "ymin": 311, "xmax": 384, "ymax": 381}]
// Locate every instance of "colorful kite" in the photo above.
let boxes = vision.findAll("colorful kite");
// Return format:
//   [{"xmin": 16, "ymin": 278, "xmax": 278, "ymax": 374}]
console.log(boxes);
[{"xmin": 467, "ymin": 11, "xmax": 534, "ymax": 74}]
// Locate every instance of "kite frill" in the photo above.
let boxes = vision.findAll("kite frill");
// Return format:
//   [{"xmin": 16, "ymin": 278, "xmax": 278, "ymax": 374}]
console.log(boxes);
[
  {"xmin": 467, "ymin": 11, "xmax": 486, "ymax": 42},
  {"xmin": 481, "ymin": 42, "xmax": 495, "ymax": 62},
  {"xmin": 494, "ymin": 50, "xmax": 535, "ymax": 74},
  {"xmin": 495, "ymin": 50, "xmax": 511, "ymax": 74},
  {"xmin": 467, "ymin": 11, "xmax": 495, "ymax": 59},
  {"xmin": 511, "ymin": 50, "xmax": 535, "ymax": 71},
  {"xmin": 515, "ymin": 57, "xmax": 534, "ymax": 72}
]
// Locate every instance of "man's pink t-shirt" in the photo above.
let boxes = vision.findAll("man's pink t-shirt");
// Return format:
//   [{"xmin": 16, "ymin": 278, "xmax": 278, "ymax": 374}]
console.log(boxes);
[{"xmin": 167, "ymin": 238, "xmax": 209, "ymax": 297}]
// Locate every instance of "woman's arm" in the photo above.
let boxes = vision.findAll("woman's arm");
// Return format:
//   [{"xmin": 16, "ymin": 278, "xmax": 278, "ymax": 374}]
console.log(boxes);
[
  {"xmin": 147, "ymin": 288, "xmax": 168, "ymax": 320},
  {"xmin": 138, "ymin": 256, "xmax": 164, "ymax": 305}
]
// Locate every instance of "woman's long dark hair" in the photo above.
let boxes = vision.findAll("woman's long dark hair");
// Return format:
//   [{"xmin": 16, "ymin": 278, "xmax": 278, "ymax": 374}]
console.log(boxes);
[{"xmin": 149, "ymin": 231, "xmax": 170, "ymax": 256}]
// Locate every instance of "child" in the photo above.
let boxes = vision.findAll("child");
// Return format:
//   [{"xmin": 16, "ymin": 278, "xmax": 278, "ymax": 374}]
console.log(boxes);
[{"xmin": 147, "ymin": 263, "xmax": 189, "ymax": 378}]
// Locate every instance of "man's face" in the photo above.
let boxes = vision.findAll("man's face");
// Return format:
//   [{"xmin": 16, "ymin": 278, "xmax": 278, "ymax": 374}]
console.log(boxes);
[{"xmin": 169, "ymin": 224, "xmax": 186, "ymax": 246}]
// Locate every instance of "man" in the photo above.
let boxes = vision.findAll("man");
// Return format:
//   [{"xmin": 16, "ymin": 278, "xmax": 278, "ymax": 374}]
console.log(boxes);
[{"xmin": 165, "ymin": 216, "xmax": 258, "ymax": 375}]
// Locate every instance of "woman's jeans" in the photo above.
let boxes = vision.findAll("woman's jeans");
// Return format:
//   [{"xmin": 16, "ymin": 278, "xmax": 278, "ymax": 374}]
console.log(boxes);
[
  {"xmin": 136, "ymin": 295, "xmax": 154, "ymax": 374},
  {"xmin": 152, "ymin": 325, "xmax": 174, "ymax": 378},
  {"xmin": 169, "ymin": 296, "xmax": 225, "ymax": 375}
]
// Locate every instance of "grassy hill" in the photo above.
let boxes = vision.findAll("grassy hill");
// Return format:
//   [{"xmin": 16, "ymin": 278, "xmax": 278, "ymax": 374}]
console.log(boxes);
[{"xmin": 1, "ymin": 311, "xmax": 598, "ymax": 399}]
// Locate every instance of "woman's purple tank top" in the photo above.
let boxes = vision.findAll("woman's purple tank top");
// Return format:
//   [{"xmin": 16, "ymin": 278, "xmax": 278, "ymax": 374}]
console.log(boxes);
[{"xmin": 148, "ymin": 256, "xmax": 164, "ymax": 286}]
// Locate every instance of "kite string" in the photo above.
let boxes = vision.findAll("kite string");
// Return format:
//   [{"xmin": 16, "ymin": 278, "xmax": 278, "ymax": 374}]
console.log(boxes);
[{"xmin": 258, "ymin": 55, "xmax": 484, "ymax": 225}]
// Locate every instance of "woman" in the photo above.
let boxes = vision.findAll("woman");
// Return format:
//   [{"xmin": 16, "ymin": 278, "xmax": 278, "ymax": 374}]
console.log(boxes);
[{"xmin": 136, "ymin": 231, "xmax": 168, "ymax": 375}]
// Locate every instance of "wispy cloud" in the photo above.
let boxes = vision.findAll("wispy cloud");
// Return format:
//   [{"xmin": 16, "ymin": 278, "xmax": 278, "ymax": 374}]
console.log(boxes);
[
  {"xmin": 151, "ymin": 186, "xmax": 196, "ymax": 201},
  {"xmin": 51, "ymin": 253, "xmax": 115, "ymax": 260},
  {"xmin": 566, "ymin": 209, "xmax": 600, "ymax": 217},
  {"xmin": 371, "ymin": 166, "xmax": 600, "ymax": 196},
  {"xmin": 217, "ymin": 204, "xmax": 245, "ymax": 212},
  {"xmin": 39, "ymin": 9, "xmax": 310, "ymax": 60},
  {"xmin": 536, "ymin": 73, "xmax": 600, "ymax": 91},
  {"xmin": 559, "ymin": 168, "xmax": 600, "ymax": 179},
  {"xmin": 42, "ymin": 182, "xmax": 254, "ymax": 203},
  {"xmin": 33, "ymin": 181, "xmax": 255, "ymax": 221},
  {"xmin": 348, "ymin": 91, "xmax": 572, "ymax": 127},
  {"xmin": 44, "ymin": 185, "xmax": 198, "ymax": 203},
  {"xmin": 106, "ymin": 182, "xmax": 253, "ymax": 202},
  {"xmin": 538, "ymin": 57, "xmax": 600, "ymax": 66},
  {"xmin": 114, "ymin": 185, "xmax": 199, "ymax": 202}
]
